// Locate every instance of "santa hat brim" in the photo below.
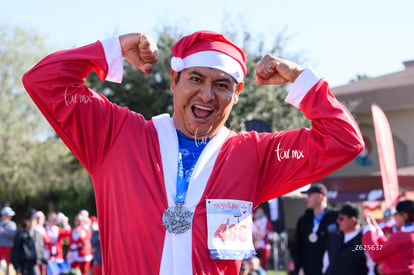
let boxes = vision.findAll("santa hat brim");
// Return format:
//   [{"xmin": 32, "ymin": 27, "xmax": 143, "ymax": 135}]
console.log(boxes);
[{"xmin": 171, "ymin": 50, "xmax": 244, "ymax": 82}]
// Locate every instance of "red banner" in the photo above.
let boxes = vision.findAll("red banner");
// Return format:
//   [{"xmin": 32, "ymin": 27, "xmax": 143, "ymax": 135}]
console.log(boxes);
[{"xmin": 371, "ymin": 104, "xmax": 399, "ymax": 208}]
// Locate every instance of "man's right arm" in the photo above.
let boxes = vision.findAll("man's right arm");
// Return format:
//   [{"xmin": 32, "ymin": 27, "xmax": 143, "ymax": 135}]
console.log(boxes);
[
  {"xmin": 23, "ymin": 40, "xmax": 126, "ymax": 173},
  {"xmin": 22, "ymin": 33, "xmax": 157, "ymax": 173}
]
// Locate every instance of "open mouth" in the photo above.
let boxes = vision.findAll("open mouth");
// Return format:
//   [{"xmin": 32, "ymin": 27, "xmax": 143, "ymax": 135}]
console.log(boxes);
[{"xmin": 192, "ymin": 104, "xmax": 213, "ymax": 120}]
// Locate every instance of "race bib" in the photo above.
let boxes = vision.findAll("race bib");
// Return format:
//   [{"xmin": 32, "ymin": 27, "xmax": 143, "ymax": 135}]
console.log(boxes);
[{"xmin": 206, "ymin": 199, "xmax": 256, "ymax": 260}]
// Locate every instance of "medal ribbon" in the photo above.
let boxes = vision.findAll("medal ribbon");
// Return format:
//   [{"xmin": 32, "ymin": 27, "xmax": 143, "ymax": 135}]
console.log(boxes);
[
  {"xmin": 174, "ymin": 130, "xmax": 210, "ymax": 205},
  {"xmin": 312, "ymin": 209, "xmax": 326, "ymax": 234},
  {"xmin": 175, "ymin": 152, "xmax": 196, "ymax": 204}
]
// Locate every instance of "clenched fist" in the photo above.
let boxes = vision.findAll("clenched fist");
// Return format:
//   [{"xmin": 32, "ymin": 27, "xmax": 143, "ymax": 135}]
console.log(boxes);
[
  {"xmin": 119, "ymin": 33, "xmax": 159, "ymax": 74},
  {"xmin": 255, "ymin": 55, "xmax": 304, "ymax": 86}
]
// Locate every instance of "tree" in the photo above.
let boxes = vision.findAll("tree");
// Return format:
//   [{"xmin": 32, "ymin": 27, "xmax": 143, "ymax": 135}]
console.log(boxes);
[
  {"xmin": 229, "ymin": 30, "xmax": 310, "ymax": 132},
  {"xmin": 350, "ymin": 73, "xmax": 370, "ymax": 83},
  {"xmin": 0, "ymin": 25, "xmax": 91, "ymax": 209}
]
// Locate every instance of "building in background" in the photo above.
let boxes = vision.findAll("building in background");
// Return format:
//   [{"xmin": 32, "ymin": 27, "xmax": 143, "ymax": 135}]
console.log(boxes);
[
  {"xmin": 282, "ymin": 60, "xmax": 414, "ymax": 241},
  {"xmin": 323, "ymin": 59, "xmax": 414, "ymax": 203}
]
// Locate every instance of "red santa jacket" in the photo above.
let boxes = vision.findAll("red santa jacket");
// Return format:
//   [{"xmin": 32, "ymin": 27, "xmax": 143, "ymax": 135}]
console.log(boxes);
[
  {"xmin": 22, "ymin": 38, "xmax": 364, "ymax": 275},
  {"xmin": 69, "ymin": 226, "xmax": 92, "ymax": 262},
  {"xmin": 363, "ymin": 224, "xmax": 414, "ymax": 275},
  {"xmin": 45, "ymin": 225, "xmax": 71, "ymax": 262}
]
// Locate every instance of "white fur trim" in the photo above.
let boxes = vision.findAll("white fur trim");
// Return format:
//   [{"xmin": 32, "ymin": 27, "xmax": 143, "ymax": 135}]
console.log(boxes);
[
  {"xmin": 152, "ymin": 114, "xmax": 230, "ymax": 275},
  {"xmin": 74, "ymin": 254, "xmax": 93, "ymax": 262},
  {"xmin": 171, "ymin": 51, "xmax": 244, "ymax": 82},
  {"xmin": 286, "ymin": 66, "xmax": 321, "ymax": 108},
  {"xmin": 101, "ymin": 37, "xmax": 123, "ymax": 83}
]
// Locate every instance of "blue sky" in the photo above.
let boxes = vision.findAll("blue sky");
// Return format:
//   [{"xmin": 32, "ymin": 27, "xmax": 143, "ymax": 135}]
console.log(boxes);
[{"xmin": 2, "ymin": 0, "xmax": 413, "ymax": 87}]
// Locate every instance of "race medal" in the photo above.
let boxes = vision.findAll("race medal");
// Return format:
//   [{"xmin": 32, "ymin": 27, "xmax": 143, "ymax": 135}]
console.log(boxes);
[
  {"xmin": 162, "ymin": 204, "xmax": 194, "ymax": 234},
  {"xmin": 308, "ymin": 232, "xmax": 318, "ymax": 243}
]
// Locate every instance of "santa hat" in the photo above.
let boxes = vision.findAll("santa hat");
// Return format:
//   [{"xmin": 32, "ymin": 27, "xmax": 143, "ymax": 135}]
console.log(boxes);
[
  {"xmin": 56, "ymin": 212, "xmax": 68, "ymax": 224},
  {"xmin": 34, "ymin": 210, "xmax": 45, "ymax": 218},
  {"xmin": 171, "ymin": 31, "xmax": 246, "ymax": 82},
  {"xmin": 79, "ymin": 209, "xmax": 89, "ymax": 217}
]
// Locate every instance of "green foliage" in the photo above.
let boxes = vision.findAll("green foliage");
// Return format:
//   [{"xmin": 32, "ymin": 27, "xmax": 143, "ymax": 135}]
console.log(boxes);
[
  {"xmin": 349, "ymin": 73, "xmax": 370, "ymax": 83},
  {"xmin": 227, "ymin": 29, "xmax": 311, "ymax": 132},
  {"xmin": 0, "ymin": 25, "xmax": 91, "ymax": 209},
  {"xmin": 46, "ymin": 178, "xmax": 96, "ymax": 220}
]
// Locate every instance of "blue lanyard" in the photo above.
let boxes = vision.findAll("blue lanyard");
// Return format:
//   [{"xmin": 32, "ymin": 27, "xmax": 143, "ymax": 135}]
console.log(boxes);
[
  {"xmin": 175, "ymin": 152, "xmax": 197, "ymax": 204},
  {"xmin": 312, "ymin": 209, "xmax": 326, "ymax": 233}
]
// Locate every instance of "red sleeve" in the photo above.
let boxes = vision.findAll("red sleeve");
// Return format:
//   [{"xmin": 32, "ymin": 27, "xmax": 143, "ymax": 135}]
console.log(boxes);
[
  {"xmin": 362, "ymin": 230, "xmax": 399, "ymax": 263},
  {"xmin": 255, "ymin": 79, "xmax": 364, "ymax": 203},
  {"xmin": 22, "ymin": 41, "xmax": 129, "ymax": 173},
  {"xmin": 266, "ymin": 220, "xmax": 274, "ymax": 233},
  {"xmin": 58, "ymin": 227, "xmax": 72, "ymax": 239},
  {"xmin": 42, "ymin": 230, "xmax": 52, "ymax": 245}
]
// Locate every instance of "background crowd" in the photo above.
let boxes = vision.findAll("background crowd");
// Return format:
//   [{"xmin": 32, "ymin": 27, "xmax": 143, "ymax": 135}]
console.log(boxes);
[
  {"xmin": 288, "ymin": 183, "xmax": 414, "ymax": 275},
  {"xmin": 0, "ymin": 207, "xmax": 101, "ymax": 275},
  {"xmin": 1, "ymin": 184, "xmax": 413, "ymax": 275}
]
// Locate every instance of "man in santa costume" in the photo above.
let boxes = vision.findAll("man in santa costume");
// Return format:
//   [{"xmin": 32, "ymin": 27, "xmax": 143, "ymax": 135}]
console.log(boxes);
[
  {"xmin": 44, "ymin": 212, "xmax": 71, "ymax": 274},
  {"xmin": 22, "ymin": 30, "xmax": 364, "ymax": 274},
  {"xmin": 68, "ymin": 214, "xmax": 92, "ymax": 275}
]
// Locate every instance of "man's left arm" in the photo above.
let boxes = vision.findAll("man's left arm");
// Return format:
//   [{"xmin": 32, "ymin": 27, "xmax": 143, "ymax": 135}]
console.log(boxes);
[{"xmin": 254, "ymin": 55, "xmax": 364, "ymax": 200}]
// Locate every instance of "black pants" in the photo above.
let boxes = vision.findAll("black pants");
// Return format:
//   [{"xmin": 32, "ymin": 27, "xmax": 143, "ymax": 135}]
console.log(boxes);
[{"xmin": 21, "ymin": 260, "xmax": 40, "ymax": 275}]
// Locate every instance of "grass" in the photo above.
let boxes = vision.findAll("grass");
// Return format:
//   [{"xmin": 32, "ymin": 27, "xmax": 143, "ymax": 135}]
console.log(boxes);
[{"xmin": 268, "ymin": 270, "xmax": 288, "ymax": 275}]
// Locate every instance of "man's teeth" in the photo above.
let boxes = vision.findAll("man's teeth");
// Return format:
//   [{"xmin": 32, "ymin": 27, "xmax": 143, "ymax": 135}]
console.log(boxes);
[{"xmin": 194, "ymin": 105, "xmax": 213, "ymax": 111}]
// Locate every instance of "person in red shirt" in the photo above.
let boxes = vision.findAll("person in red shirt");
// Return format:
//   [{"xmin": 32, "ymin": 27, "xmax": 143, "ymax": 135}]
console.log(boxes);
[
  {"xmin": 378, "ymin": 208, "xmax": 397, "ymax": 238},
  {"xmin": 252, "ymin": 207, "xmax": 273, "ymax": 270},
  {"xmin": 45, "ymin": 212, "xmax": 71, "ymax": 274},
  {"xmin": 22, "ymin": 30, "xmax": 364, "ymax": 274},
  {"xmin": 363, "ymin": 200, "xmax": 414, "ymax": 275},
  {"xmin": 0, "ymin": 207, "xmax": 17, "ymax": 275},
  {"xmin": 68, "ymin": 214, "xmax": 92, "ymax": 275}
]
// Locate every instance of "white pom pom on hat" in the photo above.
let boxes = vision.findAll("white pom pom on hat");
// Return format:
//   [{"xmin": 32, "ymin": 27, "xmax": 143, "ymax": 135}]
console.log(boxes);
[
  {"xmin": 171, "ymin": 31, "xmax": 246, "ymax": 82},
  {"xmin": 171, "ymin": 57, "xmax": 185, "ymax": 72}
]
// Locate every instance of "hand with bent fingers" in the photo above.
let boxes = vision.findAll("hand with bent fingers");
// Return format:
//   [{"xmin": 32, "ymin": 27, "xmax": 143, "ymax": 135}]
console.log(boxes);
[
  {"xmin": 119, "ymin": 33, "xmax": 159, "ymax": 75},
  {"xmin": 255, "ymin": 54, "xmax": 304, "ymax": 86}
]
